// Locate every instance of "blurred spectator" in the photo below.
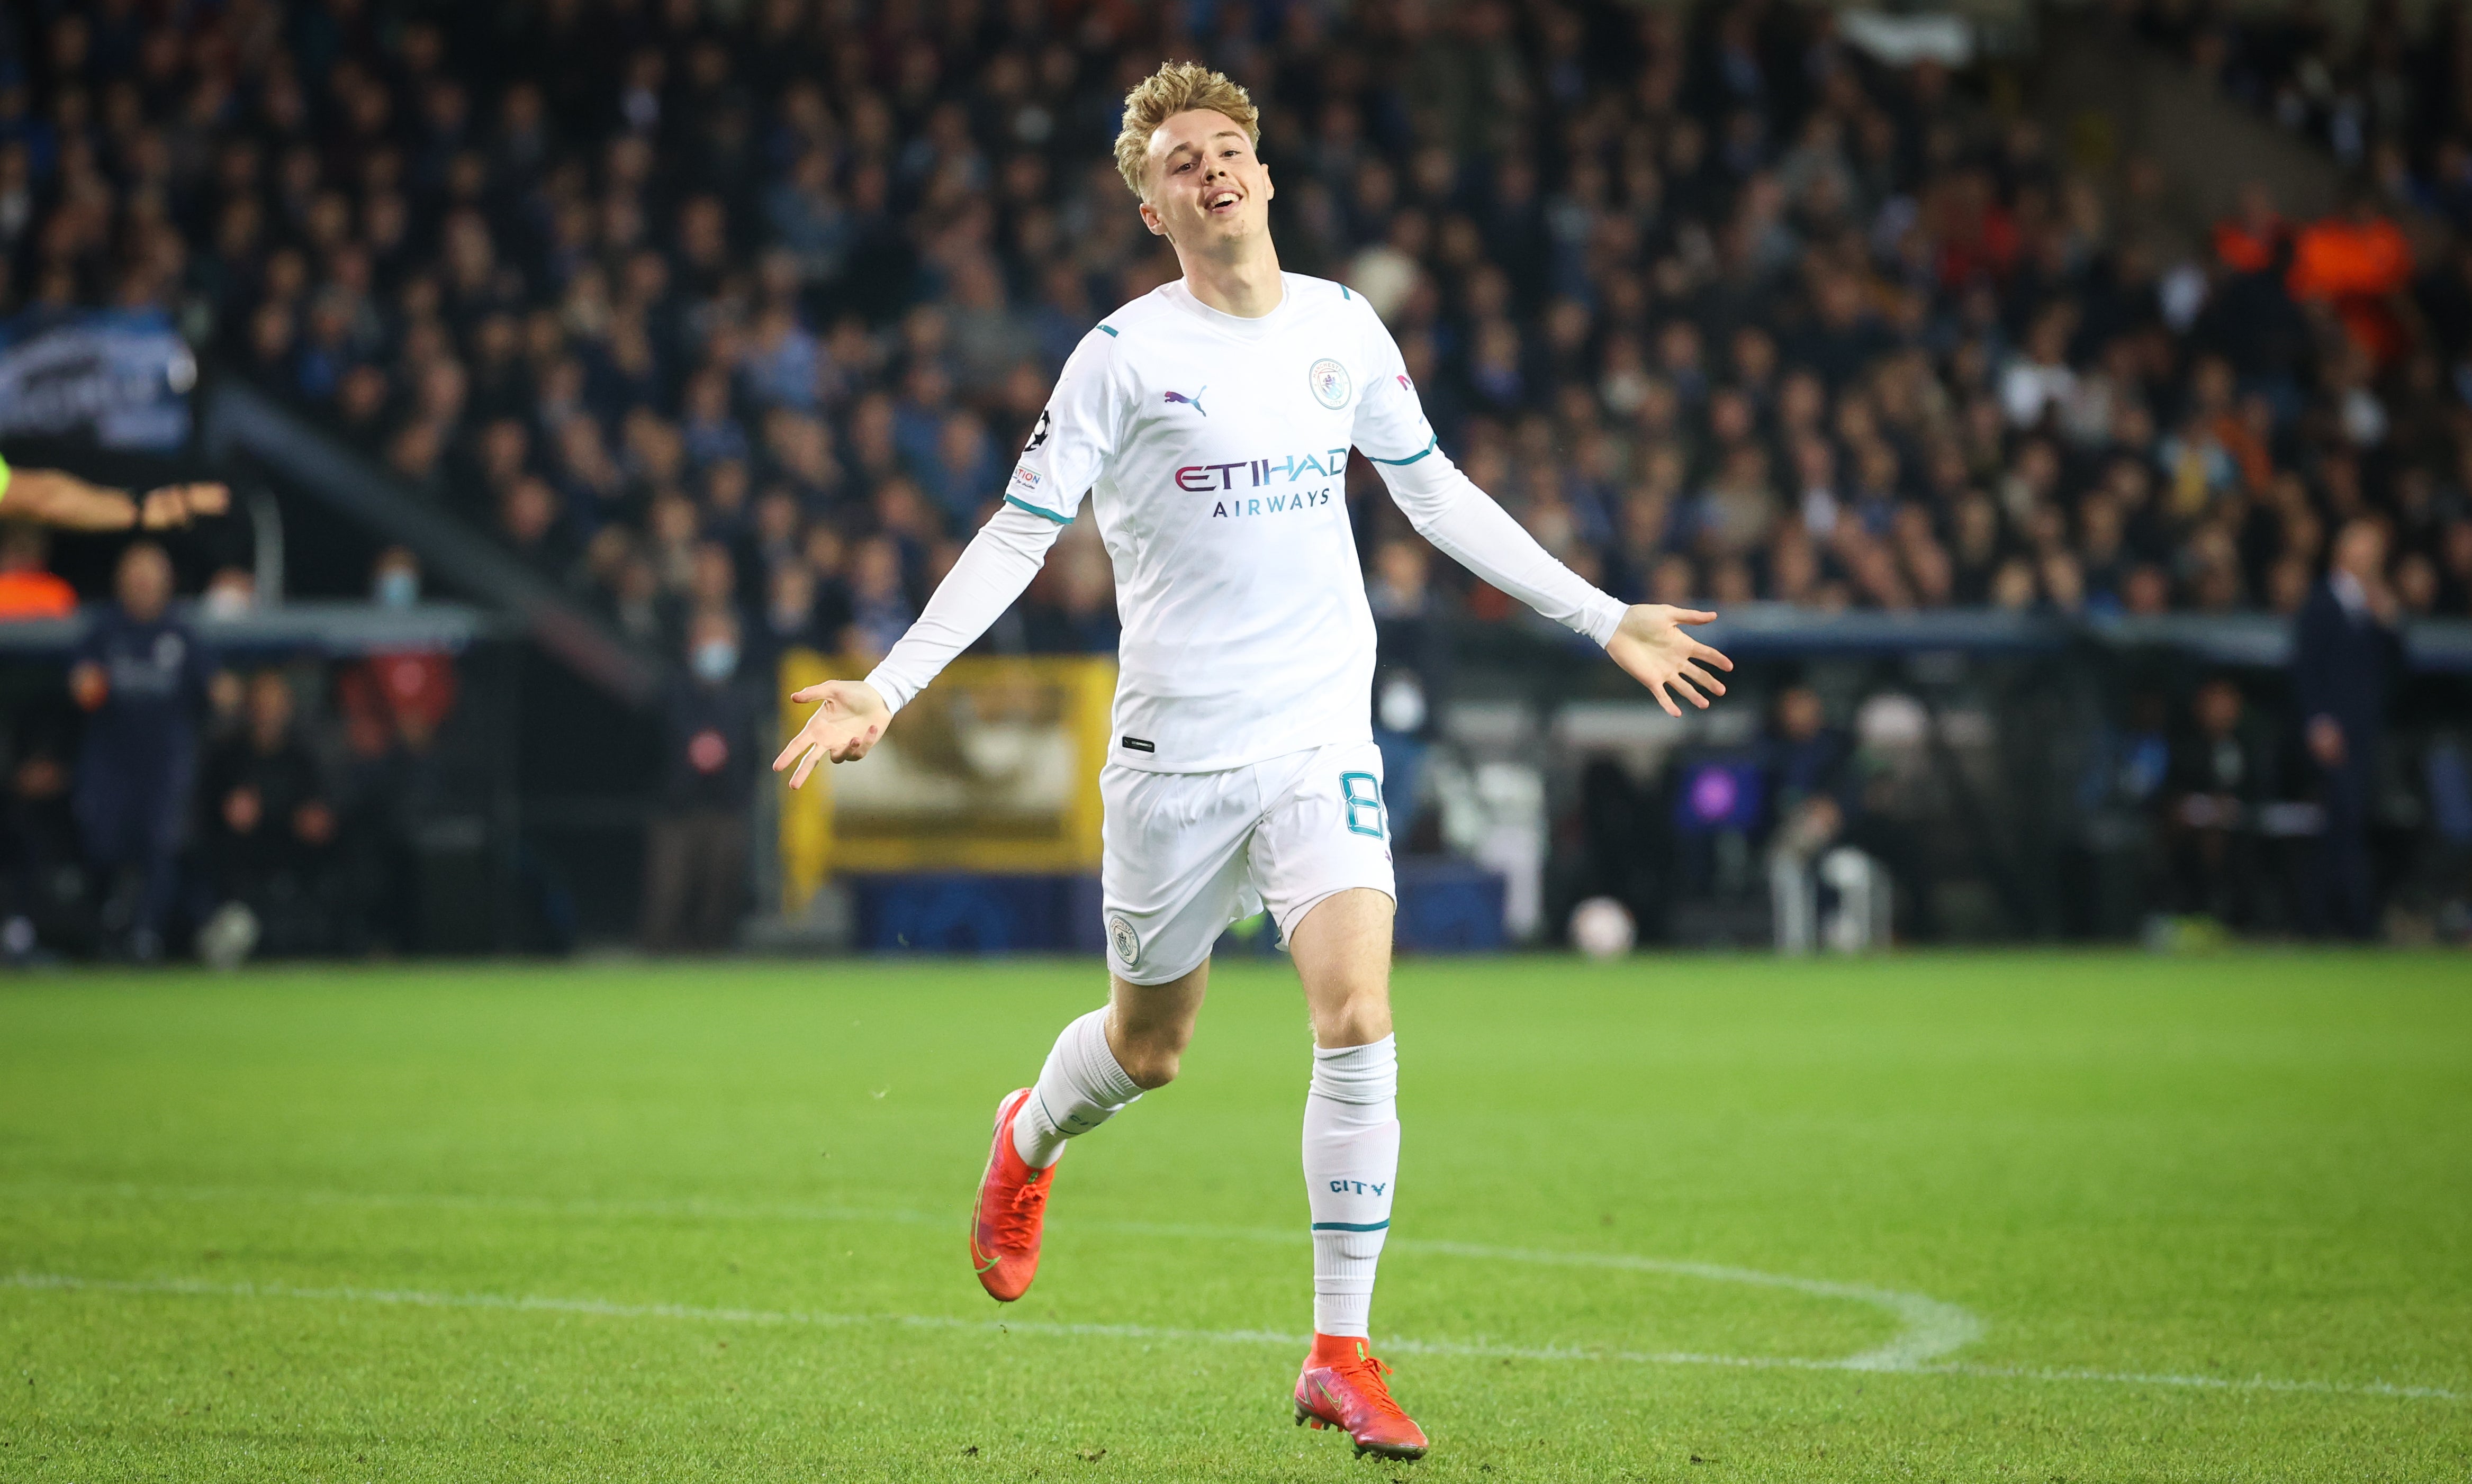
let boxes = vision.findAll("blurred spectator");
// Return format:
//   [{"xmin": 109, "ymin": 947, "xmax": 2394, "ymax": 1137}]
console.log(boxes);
[
  {"xmin": 2294, "ymin": 518, "xmax": 2402, "ymax": 937},
  {"xmin": 68, "ymin": 543, "xmax": 213, "ymax": 960},
  {"xmin": 0, "ymin": 526, "xmax": 76, "ymax": 619},
  {"xmin": 1, "ymin": 709, "xmax": 87, "ymax": 961},
  {"xmin": 201, "ymin": 566, "xmax": 259, "ymax": 618},
  {"xmin": 1764, "ymin": 686, "xmax": 1855, "ymax": 829},
  {"xmin": 643, "ymin": 607, "xmax": 756, "ymax": 953},
  {"xmin": 753, "ymin": 556, "xmax": 851, "ymax": 671},
  {"xmin": 1761, "ymin": 685, "xmax": 1887, "ymax": 953},
  {"xmin": 335, "ymin": 548, "xmax": 462, "ymax": 952},
  {"xmin": 2213, "ymin": 182, "xmax": 2289, "ymax": 273},
  {"xmin": 197, "ymin": 671, "xmax": 339, "ymax": 955},
  {"xmin": 500, "ymin": 475, "xmax": 576, "ymax": 578},
  {"xmin": 1368, "ymin": 537, "xmax": 1447, "ymax": 837},
  {"xmin": 2165, "ymin": 676, "xmax": 2274, "ymax": 926},
  {"xmin": 845, "ymin": 535, "xmax": 915, "ymax": 663},
  {"xmin": 2287, "ymin": 190, "xmax": 2416, "ymax": 367},
  {"xmin": 338, "ymin": 547, "xmax": 460, "ymax": 758}
]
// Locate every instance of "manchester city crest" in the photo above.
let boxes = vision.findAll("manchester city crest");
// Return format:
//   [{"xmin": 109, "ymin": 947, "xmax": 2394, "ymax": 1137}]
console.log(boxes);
[
  {"xmin": 1307, "ymin": 357, "xmax": 1351, "ymax": 410},
  {"xmin": 1108, "ymin": 914, "xmax": 1141, "ymax": 966}
]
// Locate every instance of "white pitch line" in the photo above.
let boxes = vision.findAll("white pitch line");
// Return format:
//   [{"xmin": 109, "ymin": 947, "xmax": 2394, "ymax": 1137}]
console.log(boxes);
[
  {"xmin": 5, "ymin": 1180, "xmax": 1974, "ymax": 1363},
  {"xmin": 3, "ymin": 1271, "xmax": 2458, "ymax": 1403},
  {"xmin": 6, "ymin": 1182, "xmax": 2461, "ymax": 1403},
  {"xmin": 1395, "ymin": 1241, "xmax": 1984, "ymax": 1370},
  {"xmin": 1907, "ymin": 1359, "xmax": 2464, "ymax": 1402}
]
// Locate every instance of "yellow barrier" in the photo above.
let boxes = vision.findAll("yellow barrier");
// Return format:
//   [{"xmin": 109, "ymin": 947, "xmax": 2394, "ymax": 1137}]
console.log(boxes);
[{"xmin": 776, "ymin": 651, "xmax": 1117, "ymax": 914}]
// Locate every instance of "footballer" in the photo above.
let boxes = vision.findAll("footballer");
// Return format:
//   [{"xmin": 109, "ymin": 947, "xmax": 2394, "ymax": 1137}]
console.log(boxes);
[{"xmin": 777, "ymin": 61, "xmax": 1732, "ymax": 1461}]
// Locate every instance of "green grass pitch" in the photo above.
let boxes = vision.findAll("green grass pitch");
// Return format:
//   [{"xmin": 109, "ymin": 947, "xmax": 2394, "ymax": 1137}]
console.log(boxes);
[{"xmin": 2, "ymin": 952, "xmax": 2467, "ymax": 1481}]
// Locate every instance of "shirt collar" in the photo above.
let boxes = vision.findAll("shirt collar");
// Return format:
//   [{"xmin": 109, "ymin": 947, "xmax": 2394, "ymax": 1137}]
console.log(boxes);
[{"xmin": 1160, "ymin": 275, "xmax": 1293, "ymax": 338}]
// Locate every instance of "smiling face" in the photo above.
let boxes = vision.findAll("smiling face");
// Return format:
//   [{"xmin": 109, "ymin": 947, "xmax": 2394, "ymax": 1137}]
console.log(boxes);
[{"xmin": 1139, "ymin": 109, "xmax": 1274, "ymax": 253}]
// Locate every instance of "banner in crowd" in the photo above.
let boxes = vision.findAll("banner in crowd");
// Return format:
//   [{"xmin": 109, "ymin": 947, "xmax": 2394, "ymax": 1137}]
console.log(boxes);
[
  {"xmin": 0, "ymin": 307, "xmax": 197, "ymax": 451},
  {"xmin": 777, "ymin": 651, "xmax": 1115, "ymax": 912}
]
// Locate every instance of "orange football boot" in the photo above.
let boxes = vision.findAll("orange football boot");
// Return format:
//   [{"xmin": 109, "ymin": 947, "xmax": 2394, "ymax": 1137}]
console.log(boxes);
[
  {"xmin": 969, "ymin": 1088, "xmax": 1052, "ymax": 1301},
  {"xmin": 1293, "ymin": 1334, "xmax": 1429, "ymax": 1460}
]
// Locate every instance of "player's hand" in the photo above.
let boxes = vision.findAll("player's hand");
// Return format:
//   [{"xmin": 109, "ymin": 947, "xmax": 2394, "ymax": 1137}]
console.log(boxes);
[
  {"xmin": 1605, "ymin": 603, "xmax": 1733, "ymax": 718},
  {"xmin": 773, "ymin": 678, "xmax": 891, "ymax": 787},
  {"xmin": 138, "ymin": 483, "xmax": 231, "ymax": 529}
]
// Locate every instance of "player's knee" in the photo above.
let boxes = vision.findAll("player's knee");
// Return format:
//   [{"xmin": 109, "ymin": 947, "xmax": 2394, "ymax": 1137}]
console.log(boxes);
[
  {"xmin": 1117, "ymin": 1040, "xmax": 1183, "ymax": 1090},
  {"xmin": 1313, "ymin": 980, "xmax": 1392, "ymax": 1047}
]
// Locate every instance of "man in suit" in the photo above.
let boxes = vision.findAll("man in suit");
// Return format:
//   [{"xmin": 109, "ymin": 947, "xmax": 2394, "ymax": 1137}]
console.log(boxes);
[{"xmin": 2293, "ymin": 519, "xmax": 2403, "ymax": 937}]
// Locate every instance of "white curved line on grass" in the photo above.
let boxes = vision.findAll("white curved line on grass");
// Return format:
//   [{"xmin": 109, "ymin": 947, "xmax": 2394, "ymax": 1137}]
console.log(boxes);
[
  {"xmin": 3, "ymin": 1271, "xmax": 2458, "ymax": 1402},
  {"xmin": 1395, "ymin": 1241, "xmax": 1984, "ymax": 1370},
  {"xmin": 15, "ymin": 1184, "xmax": 2465, "ymax": 1400},
  {"xmin": 12, "ymin": 1181, "xmax": 1970, "ymax": 1367}
]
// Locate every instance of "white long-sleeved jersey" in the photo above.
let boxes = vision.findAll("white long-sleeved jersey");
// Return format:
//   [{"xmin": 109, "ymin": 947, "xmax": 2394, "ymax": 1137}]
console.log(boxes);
[{"xmin": 864, "ymin": 273, "xmax": 1626, "ymax": 773}]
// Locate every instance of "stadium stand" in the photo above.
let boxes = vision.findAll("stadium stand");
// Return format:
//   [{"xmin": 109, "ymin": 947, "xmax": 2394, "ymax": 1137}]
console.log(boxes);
[
  {"xmin": 3, "ymin": 0, "xmax": 2470, "ymax": 957},
  {"xmin": 8, "ymin": 0, "xmax": 2469, "ymax": 640}
]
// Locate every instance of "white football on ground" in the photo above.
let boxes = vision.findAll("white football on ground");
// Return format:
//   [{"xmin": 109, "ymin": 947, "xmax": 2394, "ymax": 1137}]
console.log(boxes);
[{"xmin": 1569, "ymin": 897, "xmax": 1636, "ymax": 960}]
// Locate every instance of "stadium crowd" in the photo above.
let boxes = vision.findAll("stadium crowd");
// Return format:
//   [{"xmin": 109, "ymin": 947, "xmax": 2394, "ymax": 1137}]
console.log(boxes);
[
  {"xmin": 5, "ymin": 0, "xmax": 2470, "ymax": 957},
  {"xmin": 5, "ymin": 0, "xmax": 2471, "ymax": 657},
  {"xmin": 2149, "ymin": 0, "xmax": 2472, "ymax": 188}
]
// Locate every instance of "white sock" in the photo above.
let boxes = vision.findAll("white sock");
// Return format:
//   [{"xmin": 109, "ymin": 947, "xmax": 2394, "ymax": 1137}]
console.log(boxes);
[
  {"xmin": 1012, "ymin": 1007, "xmax": 1143, "ymax": 1169},
  {"xmin": 1302, "ymin": 1035, "xmax": 1399, "ymax": 1338}
]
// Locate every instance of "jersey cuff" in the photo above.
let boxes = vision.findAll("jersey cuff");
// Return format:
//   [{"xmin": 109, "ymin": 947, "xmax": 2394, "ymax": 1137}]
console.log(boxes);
[
  {"xmin": 860, "ymin": 666, "xmax": 912, "ymax": 717},
  {"xmin": 1003, "ymin": 494, "xmax": 1072, "ymax": 524},
  {"xmin": 1581, "ymin": 592, "xmax": 1627, "ymax": 647}
]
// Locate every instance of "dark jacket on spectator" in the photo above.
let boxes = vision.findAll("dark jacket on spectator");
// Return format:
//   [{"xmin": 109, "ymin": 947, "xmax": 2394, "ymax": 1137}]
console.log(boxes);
[
  {"xmin": 658, "ymin": 673, "xmax": 759, "ymax": 812},
  {"xmin": 2292, "ymin": 578, "xmax": 2401, "ymax": 763}
]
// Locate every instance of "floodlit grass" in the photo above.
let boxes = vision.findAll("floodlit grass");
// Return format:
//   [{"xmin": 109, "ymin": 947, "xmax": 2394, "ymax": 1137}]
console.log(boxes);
[{"xmin": 2, "ymin": 951, "xmax": 2466, "ymax": 1481}]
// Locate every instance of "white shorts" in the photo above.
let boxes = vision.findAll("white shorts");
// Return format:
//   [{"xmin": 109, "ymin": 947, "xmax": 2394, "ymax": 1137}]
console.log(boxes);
[{"xmin": 1100, "ymin": 740, "xmax": 1396, "ymax": 985}]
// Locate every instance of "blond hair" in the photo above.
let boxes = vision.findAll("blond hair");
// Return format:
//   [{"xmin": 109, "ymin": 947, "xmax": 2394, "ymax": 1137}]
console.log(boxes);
[{"xmin": 1113, "ymin": 61, "xmax": 1260, "ymax": 200}]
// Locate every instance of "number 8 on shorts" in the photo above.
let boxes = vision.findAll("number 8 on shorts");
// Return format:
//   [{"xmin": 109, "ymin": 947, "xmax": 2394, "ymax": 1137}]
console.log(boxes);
[{"xmin": 1340, "ymin": 771, "xmax": 1386, "ymax": 839}]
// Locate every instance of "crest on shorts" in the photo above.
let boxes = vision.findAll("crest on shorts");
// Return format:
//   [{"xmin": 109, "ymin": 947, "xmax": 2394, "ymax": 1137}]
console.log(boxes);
[
  {"xmin": 1108, "ymin": 914, "xmax": 1140, "ymax": 967},
  {"xmin": 1307, "ymin": 358, "xmax": 1351, "ymax": 410}
]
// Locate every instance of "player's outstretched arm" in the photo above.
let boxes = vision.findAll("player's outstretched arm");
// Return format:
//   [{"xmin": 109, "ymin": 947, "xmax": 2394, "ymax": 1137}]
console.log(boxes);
[
  {"xmin": 1605, "ymin": 604, "xmax": 1734, "ymax": 718},
  {"xmin": 1352, "ymin": 302, "xmax": 1733, "ymax": 717},
  {"xmin": 138, "ymin": 482, "xmax": 232, "ymax": 529},
  {"xmin": 773, "ymin": 677, "xmax": 891, "ymax": 786},
  {"xmin": 2, "ymin": 467, "xmax": 230, "ymax": 530},
  {"xmin": 772, "ymin": 500, "xmax": 1067, "ymax": 788},
  {"xmin": 1373, "ymin": 459, "xmax": 1733, "ymax": 717}
]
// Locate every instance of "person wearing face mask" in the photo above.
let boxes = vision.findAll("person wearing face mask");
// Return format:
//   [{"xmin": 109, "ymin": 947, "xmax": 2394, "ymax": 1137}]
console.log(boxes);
[
  {"xmin": 372, "ymin": 548, "xmax": 422, "ymax": 610},
  {"xmin": 338, "ymin": 548, "xmax": 459, "ymax": 759},
  {"xmin": 643, "ymin": 604, "xmax": 757, "ymax": 952},
  {"xmin": 335, "ymin": 548, "xmax": 463, "ymax": 951}
]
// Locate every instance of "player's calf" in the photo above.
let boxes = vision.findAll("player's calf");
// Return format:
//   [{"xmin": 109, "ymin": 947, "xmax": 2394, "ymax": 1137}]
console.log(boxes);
[{"xmin": 970, "ymin": 1003, "xmax": 1150, "ymax": 1302}]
